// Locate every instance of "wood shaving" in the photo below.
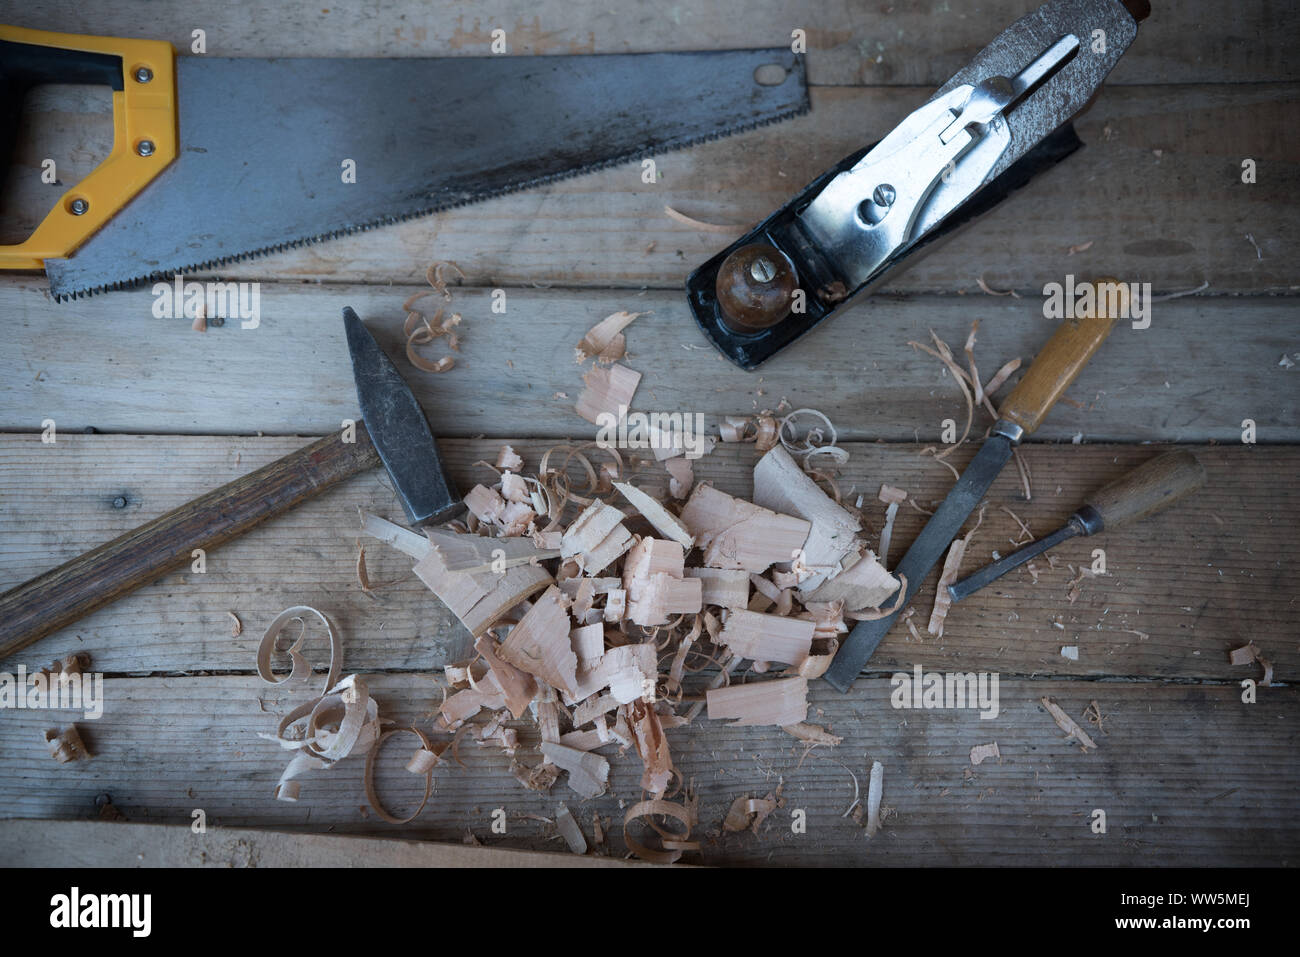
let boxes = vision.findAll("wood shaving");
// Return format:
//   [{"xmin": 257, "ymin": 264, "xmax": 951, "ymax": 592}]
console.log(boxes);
[
  {"xmin": 45, "ymin": 725, "xmax": 90, "ymax": 763},
  {"xmin": 679, "ymin": 484, "xmax": 810, "ymax": 573},
  {"xmin": 1229, "ymin": 641, "xmax": 1273, "ymax": 687},
  {"xmin": 976, "ymin": 275, "xmax": 1019, "ymax": 297},
  {"xmin": 624, "ymin": 797, "xmax": 696, "ymax": 864},
  {"xmin": 929, "ymin": 509, "xmax": 984, "ymax": 636},
  {"xmin": 541, "ymin": 742, "xmax": 610, "ymax": 798},
  {"xmin": 364, "ymin": 726, "xmax": 438, "ymax": 824},
  {"xmin": 663, "ymin": 204, "xmax": 745, "ymax": 233},
  {"xmin": 575, "ymin": 363, "xmax": 642, "ymax": 426},
  {"xmin": 864, "ymin": 761, "xmax": 885, "ymax": 836},
  {"xmin": 784, "ymin": 722, "xmax": 843, "ymax": 747},
  {"xmin": 722, "ymin": 794, "xmax": 780, "ymax": 834},
  {"xmin": 575, "ymin": 311, "xmax": 646, "ymax": 364},
  {"xmin": 427, "ymin": 260, "xmax": 465, "ymax": 299},
  {"xmin": 753, "ymin": 445, "xmax": 859, "ymax": 592},
  {"xmin": 707, "ymin": 677, "xmax": 808, "ymax": 727},
  {"xmin": 1040, "ymin": 696, "xmax": 1098, "ymax": 751},
  {"xmin": 555, "ymin": 802, "xmax": 588, "ymax": 854},
  {"xmin": 665, "ymin": 457, "xmax": 694, "ymax": 499}
]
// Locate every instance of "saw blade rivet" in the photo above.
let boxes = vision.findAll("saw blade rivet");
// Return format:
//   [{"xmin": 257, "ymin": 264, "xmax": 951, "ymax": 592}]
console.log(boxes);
[
  {"xmin": 69, "ymin": 198, "xmax": 89, "ymax": 216},
  {"xmin": 112, "ymin": 496, "xmax": 127, "ymax": 509},
  {"xmin": 872, "ymin": 184, "xmax": 896, "ymax": 207},
  {"xmin": 136, "ymin": 140, "xmax": 156, "ymax": 157},
  {"xmin": 134, "ymin": 66, "xmax": 153, "ymax": 83}
]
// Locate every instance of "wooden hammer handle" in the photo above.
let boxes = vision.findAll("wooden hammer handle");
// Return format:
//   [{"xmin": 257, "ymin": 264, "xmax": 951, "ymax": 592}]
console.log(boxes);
[
  {"xmin": 0, "ymin": 428, "xmax": 380, "ymax": 662},
  {"xmin": 998, "ymin": 279, "xmax": 1126, "ymax": 436}
]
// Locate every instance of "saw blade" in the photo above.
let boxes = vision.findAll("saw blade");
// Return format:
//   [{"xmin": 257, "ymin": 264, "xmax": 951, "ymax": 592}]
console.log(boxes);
[{"xmin": 46, "ymin": 48, "xmax": 807, "ymax": 300}]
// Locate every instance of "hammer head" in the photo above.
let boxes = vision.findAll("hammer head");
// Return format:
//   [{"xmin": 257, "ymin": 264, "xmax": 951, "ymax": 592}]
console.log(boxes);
[{"xmin": 343, "ymin": 307, "xmax": 463, "ymax": 526}]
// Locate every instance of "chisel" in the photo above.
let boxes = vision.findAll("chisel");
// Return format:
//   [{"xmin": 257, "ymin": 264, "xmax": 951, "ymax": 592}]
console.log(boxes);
[
  {"xmin": 823, "ymin": 280, "xmax": 1127, "ymax": 692},
  {"xmin": 947, "ymin": 450, "xmax": 1206, "ymax": 603}
]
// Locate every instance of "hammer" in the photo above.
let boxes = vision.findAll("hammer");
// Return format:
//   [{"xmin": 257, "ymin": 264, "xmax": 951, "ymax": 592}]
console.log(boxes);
[{"xmin": 0, "ymin": 308, "xmax": 463, "ymax": 660}]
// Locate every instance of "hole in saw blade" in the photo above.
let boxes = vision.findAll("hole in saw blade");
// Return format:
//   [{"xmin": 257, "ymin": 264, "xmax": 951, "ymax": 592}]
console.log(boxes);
[
  {"xmin": 753, "ymin": 63, "xmax": 788, "ymax": 86},
  {"xmin": 0, "ymin": 83, "xmax": 114, "ymax": 246}
]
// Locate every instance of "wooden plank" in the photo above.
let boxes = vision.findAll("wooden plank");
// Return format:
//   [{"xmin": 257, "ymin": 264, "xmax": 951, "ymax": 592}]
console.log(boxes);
[
  {"xmin": 4, "ymin": 0, "xmax": 1290, "ymax": 86},
  {"xmin": 0, "ymin": 820, "xmax": 651, "ymax": 867},
  {"xmin": 4, "ymin": 85, "xmax": 1296, "ymax": 291},
  {"xmin": 2, "ymin": 281, "xmax": 1296, "ymax": 443},
  {"xmin": 0, "ymin": 674, "xmax": 1293, "ymax": 866},
  {"xmin": 1, "ymin": 436, "xmax": 1293, "ymax": 680}
]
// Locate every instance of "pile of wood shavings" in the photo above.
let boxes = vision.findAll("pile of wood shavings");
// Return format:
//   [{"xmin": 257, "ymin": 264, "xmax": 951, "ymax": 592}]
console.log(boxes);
[{"xmin": 358, "ymin": 434, "xmax": 906, "ymax": 861}]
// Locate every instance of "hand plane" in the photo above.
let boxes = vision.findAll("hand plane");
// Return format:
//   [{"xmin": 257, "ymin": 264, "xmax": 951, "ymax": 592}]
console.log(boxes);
[{"xmin": 687, "ymin": 0, "xmax": 1149, "ymax": 369}]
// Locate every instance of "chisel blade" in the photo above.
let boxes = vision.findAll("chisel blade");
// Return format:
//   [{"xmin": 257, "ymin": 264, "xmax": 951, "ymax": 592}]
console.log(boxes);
[{"xmin": 824, "ymin": 434, "xmax": 1014, "ymax": 692}]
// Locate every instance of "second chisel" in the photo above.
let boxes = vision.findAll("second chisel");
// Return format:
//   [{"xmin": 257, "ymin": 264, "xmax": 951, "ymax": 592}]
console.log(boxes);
[{"xmin": 948, "ymin": 449, "xmax": 1207, "ymax": 602}]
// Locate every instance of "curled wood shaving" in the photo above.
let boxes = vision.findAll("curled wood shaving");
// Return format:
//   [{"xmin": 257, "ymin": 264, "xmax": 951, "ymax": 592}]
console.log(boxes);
[
  {"xmin": 255, "ymin": 606, "xmax": 342, "ymax": 696},
  {"xmin": 1229, "ymin": 641, "xmax": 1273, "ymax": 687},
  {"xmin": 45, "ymin": 725, "xmax": 90, "ymax": 763},
  {"xmin": 753, "ymin": 416, "xmax": 779, "ymax": 452},
  {"xmin": 427, "ymin": 260, "xmax": 465, "ymax": 299},
  {"xmin": 720, "ymin": 416, "xmax": 751, "ymax": 442},
  {"xmin": 364, "ymin": 726, "xmax": 437, "ymax": 824},
  {"xmin": 624, "ymin": 797, "xmax": 696, "ymax": 864},
  {"xmin": 722, "ymin": 795, "xmax": 780, "ymax": 834},
  {"xmin": 228, "ymin": 611, "xmax": 243, "ymax": 637},
  {"xmin": 777, "ymin": 408, "xmax": 846, "ymax": 465},
  {"xmin": 976, "ymin": 275, "xmax": 1019, "ymax": 297},
  {"xmin": 1040, "ymin": 696, "xmax": 1098, "ymax": 751},
  {"xmin": 663, "ymin": 204, "xmax": 745, "ymax": 234},
  {"xmin": 403, "ymin": 306, "xmax": 460, "ymax": 373},
  {"xmin": 910, "ymin": 334, "xmax": 973, "ymax": 459}
]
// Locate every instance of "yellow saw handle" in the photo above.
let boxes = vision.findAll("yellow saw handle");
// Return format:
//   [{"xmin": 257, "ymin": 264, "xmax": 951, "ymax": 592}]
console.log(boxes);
[{"xmin": 0, "ymin": 25, "xmax": 177, "ymax": 269}]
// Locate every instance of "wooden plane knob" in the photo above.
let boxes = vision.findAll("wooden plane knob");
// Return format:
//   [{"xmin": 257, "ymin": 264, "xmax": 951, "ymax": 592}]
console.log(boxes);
[{"xmin": 715, "ymin": 243, "xmax": 797, "ymax": 333}]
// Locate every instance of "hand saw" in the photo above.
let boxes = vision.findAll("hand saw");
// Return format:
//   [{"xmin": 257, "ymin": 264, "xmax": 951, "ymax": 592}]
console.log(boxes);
[
  {"xmin": 686, "ymin": 0, "xmax": 1148, "ymax": 369},
  {"xmin": 0, "ymin": 25, "xmax": 808, "ymax": 300}
]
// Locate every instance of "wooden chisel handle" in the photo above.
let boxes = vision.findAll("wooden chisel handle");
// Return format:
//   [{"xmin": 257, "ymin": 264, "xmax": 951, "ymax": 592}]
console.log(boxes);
[
  {"xmin": 998, "ymin": 278, "xmax": 1126, "ymax": 436},
  {"xmin": 1087, "ymin": 450, "xmax": 1206, "ymax": 530},
  {"xmin": 0, "ymin": 428, "xmax": 380, "ymax": 662}
]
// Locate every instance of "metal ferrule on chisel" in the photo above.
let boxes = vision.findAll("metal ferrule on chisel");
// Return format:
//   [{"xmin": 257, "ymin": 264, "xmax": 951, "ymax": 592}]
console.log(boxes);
[{"xmin": 687, "ymin": 0, "xmax": 1142, "ymax": 369}]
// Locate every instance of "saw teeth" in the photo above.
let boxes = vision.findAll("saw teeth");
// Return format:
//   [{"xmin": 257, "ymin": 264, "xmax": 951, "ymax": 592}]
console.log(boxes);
[{"xmin": 51, "ymin": 102, "xmax": 810, "ymax": 303}]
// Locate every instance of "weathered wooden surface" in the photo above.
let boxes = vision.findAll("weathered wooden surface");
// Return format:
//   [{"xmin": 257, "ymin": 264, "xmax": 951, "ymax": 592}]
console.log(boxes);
[
  {"xmin": 3, "ymin": 282, "xmax": 1296, "ymax": 443},
  {"xmin": 0, "ymin": 674, "xmax": 1293, "ymax": 865},
  {"xmin": 0, "ymin": 0, "xmax": 1296, "ymax": 867},
  {"xmin": 4, "ymin": 0, "xmax": 1292, "ymax": 86},
  {"xmin": 0, "ymin": 820, "xmax": 651, "ymax": 867},
  {"xmin": 0, "ymin": 437, "xmax": 1293, "ymax": 682},
  {"xmin": 5, "ymin": 85, "xmax": 1296, "ymax": 292}
]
